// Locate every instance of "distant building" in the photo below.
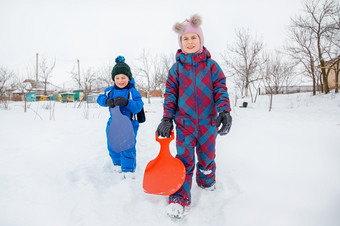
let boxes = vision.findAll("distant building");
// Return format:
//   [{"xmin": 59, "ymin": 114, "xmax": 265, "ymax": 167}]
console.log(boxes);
[
  {"xmin": 263, "ymin": 85, "xmax": 315, "ymax": 94},
  {"xmin": 73, "ymin": 90, "xmax": 84, "ymax": 101},
  {"xmin": 324, "ymin": 55, "xmax": 340, "ymax": 90},
  {"xmin": 23, "ymin": 79, "xmax": 61, "ymax": 100},
  {"xmin": 138, "ymin": 90, "xmax": 162, "ymax": 98},
  {"xmin": 61, "ymin": 93, "xmax": 75, "ymax": 102},
  {"xmin": 52, "ymin": 92, "xmax": 62, "ymax": 102},
  {"xmin": 37, "ymin": 96, "xmax": 50, "ymax": 101},
  {"xmin": 25, "ymin": 92, "xmax": 36, "ymax": 102},
  {"xmin": 87, "ymin": 94, "xmax": 99, "ymax": 103},
  {"xmin": 11, "ymin": 90, "xmax": 25, "ymax": 101}
]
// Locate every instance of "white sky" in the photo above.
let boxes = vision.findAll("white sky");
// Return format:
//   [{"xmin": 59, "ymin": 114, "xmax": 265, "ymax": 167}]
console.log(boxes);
[{"xmin": 0, "ymin": 0, "xmax": 303, "ymax": 86}]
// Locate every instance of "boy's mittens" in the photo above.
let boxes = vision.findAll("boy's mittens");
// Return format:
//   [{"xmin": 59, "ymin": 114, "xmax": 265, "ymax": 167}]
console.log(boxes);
[
  {"xmin": 216, "ymin": 111, "xmax": 232, "ymax": 136},
  {"xmin": 105, "ymin": 98, "xmax": 115, "ymax": 108},
  {"xmin": 156, "ymin": 117, "xmax": 173, "ymax": 138},
  {"xmin": 114, "ymin": 96, "xmax": 128, "ymax": 106}
]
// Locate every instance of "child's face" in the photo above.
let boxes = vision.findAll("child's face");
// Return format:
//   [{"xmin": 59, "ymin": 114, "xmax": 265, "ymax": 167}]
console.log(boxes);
[
  {"xmin": 114, "ymin": 74, "xmax": 129, "ymax": 88},
  {"xmin": 181, "ymin": 32, "xmax": 201, "ymax": 54}
]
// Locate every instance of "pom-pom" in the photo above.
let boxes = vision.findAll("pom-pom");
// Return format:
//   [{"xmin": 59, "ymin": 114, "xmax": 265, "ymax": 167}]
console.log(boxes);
[
  {"xmin": 173, "ymin": 22, "xmax": 185, "ymax": 34},
  {"xmin": 115, "ymin": 56, "xmax": 125, "ymax": 64},
  {"xmin": 190, "ymin": 14, "xmax": 202, "ymax": 27},
  {"xmin": 173, "ymin": 14, "xmax": 202, "ymax": 34}
]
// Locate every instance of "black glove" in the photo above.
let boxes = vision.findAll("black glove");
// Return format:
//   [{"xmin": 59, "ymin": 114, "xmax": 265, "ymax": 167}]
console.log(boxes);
[
  {"xmin": 114, "ymin": 96, "xmax": 128, "ymax": 106},
  {"xmin": 105, "ymin": 98, "xmax": 115, "ymax": 108},
  {"xmin": 216, "ymin": 111, "xmax": 232, "ymax": 136},
  {"xmin": 156, "ymin": 117, "xmax": 173, "ymax": 138}
]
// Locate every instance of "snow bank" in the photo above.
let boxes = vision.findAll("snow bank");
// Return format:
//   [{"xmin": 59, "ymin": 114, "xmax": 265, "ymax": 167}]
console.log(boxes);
[{"xmin": 0, "ymin": 93, "xmax": 339, "ymax": 226}]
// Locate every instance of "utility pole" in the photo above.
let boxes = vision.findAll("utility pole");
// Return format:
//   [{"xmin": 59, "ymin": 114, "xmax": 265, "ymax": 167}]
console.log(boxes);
[
  {"xmin": 36, "ymin": 53, "xmax": 39, "ymax": 82},
  {"xmin": 77, "ymin": 59, "xmax": 81, "ymax": 90}
]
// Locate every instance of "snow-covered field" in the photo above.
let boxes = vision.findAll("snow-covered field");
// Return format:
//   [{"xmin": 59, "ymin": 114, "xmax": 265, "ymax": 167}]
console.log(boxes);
[{"xmin": 1, "ymin": 92, "xmax": 340, "ymax": 226}]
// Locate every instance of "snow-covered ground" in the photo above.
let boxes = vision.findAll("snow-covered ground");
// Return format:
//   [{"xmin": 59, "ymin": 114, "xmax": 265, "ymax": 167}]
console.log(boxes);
[{"xmin": 0, "ymin": 92, "xmax": 340, "ymax": 226}]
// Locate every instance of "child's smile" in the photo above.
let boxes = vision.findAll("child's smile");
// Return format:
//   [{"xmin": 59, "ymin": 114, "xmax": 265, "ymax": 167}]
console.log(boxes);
[{"xmin": 114, "ymin": 74, "xmax": 129, "ymax": 88}]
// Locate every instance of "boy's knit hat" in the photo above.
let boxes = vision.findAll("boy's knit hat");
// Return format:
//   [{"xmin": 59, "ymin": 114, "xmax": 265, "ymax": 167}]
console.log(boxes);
[
  {"xmin": 111, "ymin": 56, "xmax": 132, "ymax": 81},
  {"xmin": 173, "ymin": 14, "xmax": 204, "ymax": 53}
]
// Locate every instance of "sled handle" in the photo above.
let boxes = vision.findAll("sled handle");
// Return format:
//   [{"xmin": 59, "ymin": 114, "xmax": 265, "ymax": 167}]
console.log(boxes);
[
  {"xmin": 155, "ymin": 131, "xmax": 175, "ymax": 159},
  {"xmin": 155, "ymin": 131, "xmax": 175, "ymax": 143}
]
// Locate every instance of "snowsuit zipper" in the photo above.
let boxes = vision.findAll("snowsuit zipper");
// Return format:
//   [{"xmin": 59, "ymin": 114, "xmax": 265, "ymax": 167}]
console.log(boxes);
[{"xmin": 193, "ymin": 56, "xmax": 199, "ymax": 129}]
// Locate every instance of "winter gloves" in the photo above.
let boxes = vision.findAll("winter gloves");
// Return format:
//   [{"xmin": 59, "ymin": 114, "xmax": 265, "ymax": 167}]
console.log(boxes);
[
  {"xmin": 156, "ymin": 117, "xmax": 173, "ymax": 137},
  {"xmin": 157, "ymin": 112, "xmax": 232, "ymax": 137},
  {"xmin": 105, "ymin": 98, "xmax": 115, "ymax": 108},
  {"xmin": 105, "ymin": 97, "xmax": 129, "ymax": 108},
  {"xmin": 216, "ymin": 111, "xmax": 232, "ymax": 136},
  {"xmin": 114, "ymin": 96, "xmax": 128, "ymax": 106}
]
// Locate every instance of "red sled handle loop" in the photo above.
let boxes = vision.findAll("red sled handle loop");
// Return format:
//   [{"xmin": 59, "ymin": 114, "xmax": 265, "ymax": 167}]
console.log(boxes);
[
  {"xmin": 155, "ymin": 131, "xmax": 174, "ymax": 143},
  {"xmin": 154, "ymin": 130, "xmax": 175, "ymax": 161}
]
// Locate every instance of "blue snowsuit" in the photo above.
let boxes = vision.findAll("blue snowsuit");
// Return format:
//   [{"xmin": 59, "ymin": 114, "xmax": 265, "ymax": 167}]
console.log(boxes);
[{"xmin": 97, "ymin": 78, "xmax": 144, "ymax": 172}]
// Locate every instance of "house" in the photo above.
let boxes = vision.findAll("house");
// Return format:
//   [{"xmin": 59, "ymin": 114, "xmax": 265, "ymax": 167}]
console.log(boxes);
[
  {"xmin": 11, "ymin": 90, "xmax": 25, "ymax": 101},
  {"xmin": 25, "ymin": 92, "xmax": 36, "ymax": 102},
  {"xmin": 286, "ymin": 86, "xmax": 315, "ymax": 94},
  {"xmin": 73, "ymin": 90, "xmax": 84, "ymax": 101},
  {"xmin": 61, "ymin": 93, "xmax": 75, "ymax": 102},
  {"xmin": 87, "ymin": 94, "xmax": 99, "ymax": 103},
  {"xmin": 38, "ymin": 96, "xmax": 50, "ymax": 101},
  {"xmin": 138, "ymin": 90, "xmax": 162, "ymax": 98},
  {"xmin": 263, "ymin": 85, "xmax": 315, "ymax": 94},
  {"xmin": 52, "ymin": 92, "xmax": 62, "ymax": 102},
  {"xmin": 9, "ymin": 90, "xmax": 37, "ymax": 102},
  {"xmin": 23, "ymin": 79, "xmax": 61, "ymax": 100},
  {"xmin": 324, "ymin": 55, "xmax": 340, "ymax": 89}
]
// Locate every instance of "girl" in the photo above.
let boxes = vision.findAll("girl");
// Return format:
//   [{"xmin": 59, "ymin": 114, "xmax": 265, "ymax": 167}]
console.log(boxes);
[{"xmin": 156, "ymin": 14, "xmax": 232, "ymax": 218}]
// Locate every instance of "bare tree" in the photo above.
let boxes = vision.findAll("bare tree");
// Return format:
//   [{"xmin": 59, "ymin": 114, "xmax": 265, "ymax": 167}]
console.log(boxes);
[
  {"xmin": 134, "ymin": 49, "xmax": 154, "ymax": 104},
  {"xmin": 153, "ymin": 56, "xmax": 162, "ymax": 92},
  {"xmin": 18, "ymin": 65, "xmax": 38, "ymax": 112},
  {"xmin": 97, "ymin": 63, "xmax": 114, "ymax": 89},
  {"xmin": 70, "ymin": 67, "xmax": 97, "ymax": 100},
  {"xmin": 286, "ymin": 26, "xmax": 320, "ymax": 95},
  {"xmin": 290, "ymin": 0, "xmax": 340, "ymax": 94},
  {"xmin": 221, "ymin": 28, "xmax": 264, "ymax": 102},
  {"xmin": 39, "ymin": 57, "xmax": 56, "ymax": 95},
  {"xmin": 16, "ymin": 76, "xmax": 34, "ymax": 113},
  {"xmin": 0, "ymin": 67, "xmax": 15, "ymax": 109},
  {"xmin": 263, "ymin": 52, "xmax": 295, "ymax": 111},
  {"xmin": 154, "ymin": 53, "xmax": 174, "ymax": 99}
]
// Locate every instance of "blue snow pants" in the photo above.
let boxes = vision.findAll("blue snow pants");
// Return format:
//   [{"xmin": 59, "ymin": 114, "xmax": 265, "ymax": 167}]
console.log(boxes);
[
  {"xmin": 106, "ymin": 118, "xmax": 139, "ymax": 172},
  {"xmin": 169, "ymin": 118, "xmax": 218, "ymax": 206}
]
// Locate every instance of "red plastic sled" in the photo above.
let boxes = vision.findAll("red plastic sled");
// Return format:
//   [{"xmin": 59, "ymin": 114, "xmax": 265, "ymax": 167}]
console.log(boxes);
[{"xmin": 143, "ymin": 131, "xmax": 186, "ymax": 195}]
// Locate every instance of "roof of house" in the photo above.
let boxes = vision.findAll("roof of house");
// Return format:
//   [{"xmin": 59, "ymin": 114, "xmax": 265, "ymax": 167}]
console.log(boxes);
[{"xmin": 23, "ymin": 79, "xmax": 62, "ymax": 92}]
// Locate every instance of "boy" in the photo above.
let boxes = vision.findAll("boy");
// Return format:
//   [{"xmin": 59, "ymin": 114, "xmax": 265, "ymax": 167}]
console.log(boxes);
[{"xmin": 97, "ymin": 56, "xmax": 144, "ymax": 179}]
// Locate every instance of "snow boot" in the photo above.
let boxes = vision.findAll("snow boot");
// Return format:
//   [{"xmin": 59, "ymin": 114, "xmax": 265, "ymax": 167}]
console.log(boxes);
[
  {"xmin": 198, "ymin": 182, "xmax": 216, "ymax": 191},
  {"xmin": 166, "ymin": 203, "xmax": 185, "ymax": 219},
  {"xmin": 201, "ymin": 184, "xmax": 216, "ymax": 191}
]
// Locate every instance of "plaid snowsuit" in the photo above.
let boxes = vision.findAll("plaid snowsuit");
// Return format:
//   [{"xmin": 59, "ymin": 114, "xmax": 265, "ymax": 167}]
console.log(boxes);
[{"xmin": 163, "ymin": 48, "xmax": 231, "ymax": 206}]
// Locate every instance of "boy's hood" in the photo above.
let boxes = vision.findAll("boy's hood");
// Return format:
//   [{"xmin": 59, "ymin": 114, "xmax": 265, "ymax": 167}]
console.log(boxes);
[{"xmin": 129, "ymin": 78, "xmax": 136, "ymax": 88}]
